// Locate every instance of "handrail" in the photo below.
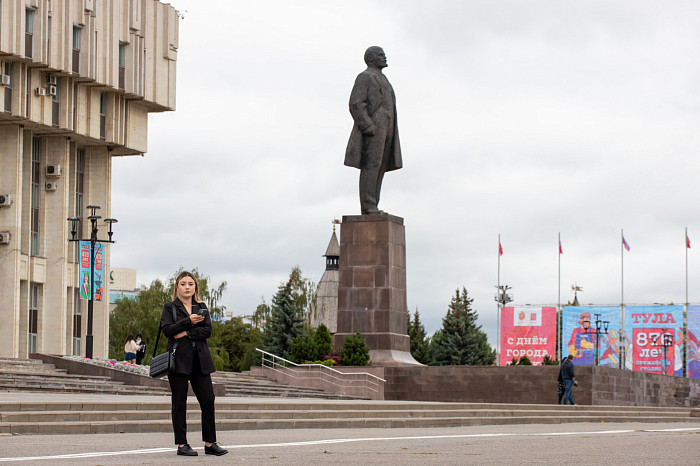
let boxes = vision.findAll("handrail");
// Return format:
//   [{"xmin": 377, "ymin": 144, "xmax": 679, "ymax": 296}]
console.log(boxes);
[
  {"xmin": 255, "ymin": 348, "xmax": 386, "ymax": 383},
  {"xmin": 255, "ymin": 348, "xmax": 385, "ymax": 399}
]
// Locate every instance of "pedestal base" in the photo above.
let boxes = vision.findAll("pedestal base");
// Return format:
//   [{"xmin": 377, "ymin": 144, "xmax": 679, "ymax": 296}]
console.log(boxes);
[{"xmin": 334, "ymin": 213, "xmax": 422, "ymax": 367}]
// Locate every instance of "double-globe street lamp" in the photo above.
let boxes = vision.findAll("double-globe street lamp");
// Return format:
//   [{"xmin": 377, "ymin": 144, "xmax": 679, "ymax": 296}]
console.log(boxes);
[
  {"xmin": 67, "ymin": 205, "xmax": 117, "ymax": 359},
  {"xmin": 593, "ymin": 313, "xmax": 609, "ymax": 366}
]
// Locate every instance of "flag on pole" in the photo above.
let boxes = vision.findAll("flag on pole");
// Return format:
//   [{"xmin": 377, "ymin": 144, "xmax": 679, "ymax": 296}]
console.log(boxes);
[
  {"xmin": 559, "ymin": 239, "xmax": 563, "ymax": 255},
  {"xmin": 622, "ymin": 236, "xmax": 630, "ymax": 251},
  {"xmin": 687, "ymin": 233, "xmax": 691, "ymax": 249},
  {"xmin": 499, "ymin": 241, "xmax": 503, "ymax": 256}
]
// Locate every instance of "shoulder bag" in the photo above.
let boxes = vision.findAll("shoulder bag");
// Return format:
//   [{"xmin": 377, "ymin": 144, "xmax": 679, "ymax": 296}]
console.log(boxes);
[{"xmin": 149, "ymin": 304, "xmax": 179, "ymax": 378}]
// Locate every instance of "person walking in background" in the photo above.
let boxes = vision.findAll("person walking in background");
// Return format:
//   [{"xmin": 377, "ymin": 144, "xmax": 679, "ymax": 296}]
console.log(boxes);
[
  {"xmin": 160, "ymin": 271, "xmax": 228, "ymax": 457},
  {"xmin": 557, "ymin": 358, "xmax": 566, "ymax": 404},
  {"xmin": 560, "ymin": 354, "xmax": 576, "ymax": 405},
  {"xmin": 135, "ymin": 334, "xmax": 146, "ymax": 365},
  {"xmin": 124, "ymin": 334, "xmax": 138, "ymax": 364}
]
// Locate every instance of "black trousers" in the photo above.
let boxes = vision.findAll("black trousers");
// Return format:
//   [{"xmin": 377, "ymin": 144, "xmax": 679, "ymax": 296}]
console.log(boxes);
[{"xmin": 167, "ymin": 354, "xmax": 217, "ymax": 445}]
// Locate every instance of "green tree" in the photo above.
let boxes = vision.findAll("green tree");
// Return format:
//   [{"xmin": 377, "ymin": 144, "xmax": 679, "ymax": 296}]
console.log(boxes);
[
  {"xmin": 314, "ymin": 323, "xmax": 333, "ymax": 357},
  {"xmin": 431, "ymin": 287, "xmax": 496, "ymax": 366},
  {"xmin": 109, "ymin": 278, "xmax": 170, "ymax": 362},
  {"xmin": 252, "ymin": 300, "xmax": 270, "ymax": 329},
  {"xmin": 289, "ymin": 330, "xmax": 319, "ymax": 363},
  {"xmin": 262, "ymin": 269, "xmax": 305, "ymax": 359},
  {"xmin": 407, "ymin": 308, "xmax": 431, "ymax": 364},
  {"xmin": 218, "ymin": 316, "xmax": 263, "ymax": 371},
  {"xmin": 341, "ymin": 332, "xmax": 371, "ymax": 366},
  {"xmin": 287, "ymin": 266, "xmax": 317, "ymax": 330}
]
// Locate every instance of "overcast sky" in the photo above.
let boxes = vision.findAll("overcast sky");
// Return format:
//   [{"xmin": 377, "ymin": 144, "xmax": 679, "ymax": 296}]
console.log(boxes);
[{"xmin": 111, "ymin": 1, "xmax": 700, "ymax": 347}]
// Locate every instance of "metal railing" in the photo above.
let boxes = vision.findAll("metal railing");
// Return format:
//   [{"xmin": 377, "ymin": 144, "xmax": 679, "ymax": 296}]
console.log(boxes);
[{"xmin": 255, "ymin": 348, "xmax": 385, "ymax": 399}]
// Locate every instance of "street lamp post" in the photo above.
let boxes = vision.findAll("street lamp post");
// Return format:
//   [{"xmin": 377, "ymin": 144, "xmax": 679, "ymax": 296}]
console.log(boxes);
[
  {"xmin": 67, "ymin": 205, "xmax": 117, "ymax": 359},
  {"xmin": 593, "ymin": 313, "xmax": 609, "ymax": 366}
]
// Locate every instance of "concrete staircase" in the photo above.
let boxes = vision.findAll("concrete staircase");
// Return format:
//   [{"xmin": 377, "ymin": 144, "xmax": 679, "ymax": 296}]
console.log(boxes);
[
  {"xmin": 0, "ymin": 358, "xmax": 169, "ymax": 396},
  {"xmin": 210, "ymin": 371, "xmax": 364, "ymax": 399},
  {"xmin": 0, "ymin": 398, "xmax": 696, "ymax": 435}
]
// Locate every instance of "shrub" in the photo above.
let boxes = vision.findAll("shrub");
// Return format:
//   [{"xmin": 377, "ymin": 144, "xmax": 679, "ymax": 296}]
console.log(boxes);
[{"xmin": 340, "ymin": 332, "xmax": 370, "ymax": 366}]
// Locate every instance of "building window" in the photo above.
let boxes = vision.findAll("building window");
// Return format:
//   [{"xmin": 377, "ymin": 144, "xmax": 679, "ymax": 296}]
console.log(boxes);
[
  {"xmin": 99, "ymin": 92, "xmax": 106, "ymax": 139},
  {"xmin": 30, "ymin": 138, "xmax": 40, "ymax": 256},
  {"xmin": 73, "ymin": 149, "xmax": 84, "ymax": 262},
  {"xmin": 47, "ymin": 13, "xmax": 52, "ymax": 65},
  {"xmin": 29, "ymin": 284, "xmax": 39, "ymax": 354},
  {"xmin": 25, "ymin": 67, "xmax": 30, "ymax": 117},
  {"xmin": 118, "ymin": 43, "xmax": 126, "ymax": 90},
  {"xmin": 72, "ymin": 25, "xmax": 81, "ymax": 74},
  {"xmin": 3, "ymin": 61, "xmax": 11, "ymax": 113},
  {"xmin": 25, "ymin": 8, "xmax": 34, "ymax": 59},
  {"xmin": 72, "ymin": 289, "xmax": 82, "ymax": 355},
  {"xmin": 51, "ymin": 76, "xmax": 59, "ymax": 126}
]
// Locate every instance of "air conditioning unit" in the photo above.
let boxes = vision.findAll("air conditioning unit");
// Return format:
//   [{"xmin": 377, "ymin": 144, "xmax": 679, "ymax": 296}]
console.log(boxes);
[
  {"xmin": 46, "ymin": 164, "xmax": 62, "ymax": 177},
  {"xmin": 0, "ymin": 194, "xmax": 12, "ymax": 207},
  {"xmin": 47, "ymin": 74, "xmax": 58, "ymax": 85},
  {"xmin": 35, "ymin": 87, "xmax": 46, "ymax": 96},
  {"xmin": 0, "ymin": 75, "xmax": 9, "ymax": 86},
  {"xmin": 0, "ymin": 232, "xmax": 10, "ymax": 245},
  {"xmin": 48, "ymin": 85, "xmax": 57, "ymax": 96},
  {"xmin": 45, "ymin": 182, "xmax": 58, "ymax": 191}
]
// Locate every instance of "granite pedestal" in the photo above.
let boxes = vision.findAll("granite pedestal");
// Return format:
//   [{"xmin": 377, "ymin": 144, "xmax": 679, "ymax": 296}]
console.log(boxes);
[{"xmin": 334, "ymin": 213, "xmax": 421, "ymax": 366}]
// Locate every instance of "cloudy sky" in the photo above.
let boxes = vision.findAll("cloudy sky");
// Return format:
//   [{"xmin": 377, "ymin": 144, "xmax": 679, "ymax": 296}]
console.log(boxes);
[{"xmin": 111, "ymin": 1, "xmax": 700, "ymax": 347}]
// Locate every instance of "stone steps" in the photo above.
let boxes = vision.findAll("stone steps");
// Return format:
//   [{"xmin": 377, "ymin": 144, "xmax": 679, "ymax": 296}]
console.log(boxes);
[
  {"xmin": 0, "ymin": 399, "xmax": 694, "ymax": 435},
  {"xmin": 0, "ymin": 358, "xmax": 169, "ymax": 396},
  {"xmin": 210, "ymin": 371, "xmax": 365, "ymax": 400}
]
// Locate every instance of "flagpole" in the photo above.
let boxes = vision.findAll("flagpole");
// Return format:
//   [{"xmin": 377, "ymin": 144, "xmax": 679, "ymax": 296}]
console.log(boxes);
[
  {"xmin": 620, "ymin": 229, "xmax": 625, "ymax": 369},
  {"xmin": 497, "ymin": 234, "xmax": 501, "ymax": 365},
  {"xmin": 685, "ymin": 227, "xmax": 689, "ymax": 377},
  {"xmin": 558, "ymin": 232, "xmax": 561, "ymax": 360}
]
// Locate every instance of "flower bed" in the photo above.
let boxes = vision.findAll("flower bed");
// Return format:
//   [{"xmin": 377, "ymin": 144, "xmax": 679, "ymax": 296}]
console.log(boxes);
[{"xmin": 64, "ymin": 355, "xmax": 150, "ymax": 376}]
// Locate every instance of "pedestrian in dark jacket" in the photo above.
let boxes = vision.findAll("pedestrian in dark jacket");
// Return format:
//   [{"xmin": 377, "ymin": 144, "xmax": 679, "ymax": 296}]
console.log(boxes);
[
  {"xmin": 560, "ymin": 354, "xmax": 576, "ymax": 405},
  {"xmin": 557, "ymin": 358, "xmax": 566, "ymax": 404},
  {"xmin": 160, "ymin": 271, "xmax": 228, "ymax": 457}
]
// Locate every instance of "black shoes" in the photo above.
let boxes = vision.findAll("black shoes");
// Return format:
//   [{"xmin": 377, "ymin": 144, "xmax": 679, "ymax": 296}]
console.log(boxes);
[
  {"xmin": 177, "ymin": 444, "xmax": 198, "ymax": 456},
  {"xmin": 205, "ymin": 442, "xmax": 229, "ymax": 456}
]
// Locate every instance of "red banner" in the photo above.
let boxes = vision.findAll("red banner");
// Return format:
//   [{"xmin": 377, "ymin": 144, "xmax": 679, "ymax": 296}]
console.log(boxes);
[{"xmin": 500, "ymin": 307, "xmax": 557, "ymax": 365}]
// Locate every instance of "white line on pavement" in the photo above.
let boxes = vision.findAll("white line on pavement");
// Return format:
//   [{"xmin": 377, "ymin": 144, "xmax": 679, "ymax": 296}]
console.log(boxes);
[{"xmin": 1, "ymin": 427, "xmax": 698, "ymax": 462}]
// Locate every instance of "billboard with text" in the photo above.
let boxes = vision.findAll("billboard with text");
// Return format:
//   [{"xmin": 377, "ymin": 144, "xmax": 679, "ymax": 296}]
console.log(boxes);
[{"xmin": 499, "ymin": 306, "xmax": 556, "ymax": 365}]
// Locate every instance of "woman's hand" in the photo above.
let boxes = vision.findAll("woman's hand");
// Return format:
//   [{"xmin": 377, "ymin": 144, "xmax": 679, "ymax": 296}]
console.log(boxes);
[
  {"xmin": 189, "ymin": 314, "xmax": 204, "ymax": 325},
  {"xmin": 174, "ymin": 331, "xmax": 187, "ymax": 339}
]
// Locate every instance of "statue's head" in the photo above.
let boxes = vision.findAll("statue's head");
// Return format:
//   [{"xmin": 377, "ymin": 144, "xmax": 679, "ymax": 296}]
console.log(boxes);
[{"xmin": 364, "ymin": 46, "xmax": 387, "ymax": 69}]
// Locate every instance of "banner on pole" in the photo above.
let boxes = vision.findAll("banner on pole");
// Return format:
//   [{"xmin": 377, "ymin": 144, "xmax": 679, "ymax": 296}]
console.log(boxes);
[
  {"xmin": 79, "ymin": 241, "xmax": 91, "ymax": 300},
  {"xmin": 78, "ymin": 241, "xmax": 104, "ymax": 301},
  {"xmin": 562, "ymin": 306, "xmax": 620, "ymax": 367},
  {"xmin": 499, "ymin": 306, "xmax": 556, "ymax": 365},
  {"xmin": 686, "ymin": 305, "xmax": 700, "ymax": 379},
  {"xmin": 625, "ymin": 305, "xmax": 683, "ymax": 376}
]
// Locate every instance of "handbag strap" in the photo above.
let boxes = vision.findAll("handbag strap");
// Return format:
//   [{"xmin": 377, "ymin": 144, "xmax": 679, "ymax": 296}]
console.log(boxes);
[{"xmin": 151, "ymin": 303, "xmax": 179, "ymax": 358}]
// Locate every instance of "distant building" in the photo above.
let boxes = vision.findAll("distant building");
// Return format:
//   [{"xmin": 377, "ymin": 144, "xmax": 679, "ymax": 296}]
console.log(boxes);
[
  {"xmin": 0, "ymin": 1, "xmax": 179, "ymax": 358},
  {"xmin": 109, "ymin": 268, "xmax": 138, "ymax": 312},
  {"xmin": 309, "ymin": 227, "xmax": 339, "ymax": 332}
]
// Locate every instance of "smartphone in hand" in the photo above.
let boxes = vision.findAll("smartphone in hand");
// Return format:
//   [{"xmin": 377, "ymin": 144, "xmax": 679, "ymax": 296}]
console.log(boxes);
[{"xmin": 197, "ymin": 307, "xmax": 208, "ymax": 317}]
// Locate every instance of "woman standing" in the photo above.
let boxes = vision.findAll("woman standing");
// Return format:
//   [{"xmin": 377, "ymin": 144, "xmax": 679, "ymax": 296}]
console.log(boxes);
[
  {"xmin": 160, "ymin": 271, "xmax": 228, "ymax": 457},
  {"xmin": 124, "ymin": 334, "xmax": 138, "ymax": 364}
]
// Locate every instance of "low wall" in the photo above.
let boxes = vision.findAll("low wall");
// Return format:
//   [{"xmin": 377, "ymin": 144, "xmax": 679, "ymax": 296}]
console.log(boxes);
[
  {"xmin": 250, "ymin": 365, "xmax": 385, "ymax": 400},
  {"xmin": 30, "ymin": 353, "xmax": 226, "ymax": 397},
  {"xmin": 382, "ymin": 365, "xmax": 700, "ymax": 407}
]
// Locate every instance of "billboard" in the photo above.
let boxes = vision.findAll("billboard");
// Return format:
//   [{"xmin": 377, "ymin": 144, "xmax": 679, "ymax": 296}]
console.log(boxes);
[
  {"xmin": 625, "ymin": 305, "xmax": 683, "ymax": 376},
  {"xmin": 499, "ymin": 306, "xmax": 556, "ymax": 365},
  {"xmin": 562, "ymin": 306, "xmax": 620, "ymax": 367},
  {"xmin": 689, "ymin": 305, "xmax": 700, "ymax": 380}
]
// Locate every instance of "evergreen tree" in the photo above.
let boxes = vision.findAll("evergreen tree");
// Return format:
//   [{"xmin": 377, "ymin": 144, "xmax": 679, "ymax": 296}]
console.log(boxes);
[
  {"xmin": 314, "ymin": 323, "xmax": 333, "ymax": 357},
  {"xmin": 431, "ymin": 287, "xmax": 496, "ymax": 366},
  {"xmin": 407, "ymin": 308, "xmax": 431, "ymax": 364},
  {"xmin": 262, "ymin": 269, "xmax": 305, "ymax": 359},
  {"xmin": 340, "ymin": 332, "xmax": 371, "ymax": 366}
]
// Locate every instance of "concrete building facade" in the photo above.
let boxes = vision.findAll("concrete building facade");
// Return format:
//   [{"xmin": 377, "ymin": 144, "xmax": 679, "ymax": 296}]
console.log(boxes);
[{"xmin": 0, "ymin": 0, "xmax": 178, "ymax": 358}]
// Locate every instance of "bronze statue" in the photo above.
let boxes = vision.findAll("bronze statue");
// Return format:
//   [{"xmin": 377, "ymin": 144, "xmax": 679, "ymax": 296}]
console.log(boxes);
[{"xmin": 344, "ymin": 46, "xmax": 402, "ymax": 215}]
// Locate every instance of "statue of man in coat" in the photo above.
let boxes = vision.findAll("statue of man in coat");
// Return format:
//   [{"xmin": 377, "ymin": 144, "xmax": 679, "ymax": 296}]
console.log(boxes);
[{"xmin": 344, "ymin": 46, "xmax": 402, "ymax": 215}]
